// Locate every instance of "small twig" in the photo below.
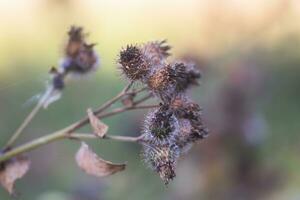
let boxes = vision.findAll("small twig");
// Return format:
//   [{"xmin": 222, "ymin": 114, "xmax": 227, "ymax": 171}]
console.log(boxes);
[
  {"xmin": 68, "ymin": 82, "xmax": 145, "ymax": 133},
  {"xmin": 0, "ymin": 104, "xmax": 158, "ymax": 162},
  {"xmin": 0, "ymin": 82, "xmax": 156, "ymax": 163},
  {"xmin": 3, "ymin": 88, "xmax": 54, "ymax": 150},
  {"xmin": 69, "ymin": 133, "xmax": 143, "ymax": 143},
  {"xmin": 91, "ymin": 81, "xmax": 133, "ymax": 116},
  {"xmin": 98, "ymin": 104, "xmax": 159, "ymax": 119},
  {"xmin": 132, "ymin": 93, "xmax": 153, "ymax": 105}
]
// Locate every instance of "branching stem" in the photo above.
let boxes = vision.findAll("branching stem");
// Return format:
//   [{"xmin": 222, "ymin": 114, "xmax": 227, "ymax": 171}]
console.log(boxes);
[{"xmin": 0, "ymin": 84, "xmax": 157, "ymax": 163}]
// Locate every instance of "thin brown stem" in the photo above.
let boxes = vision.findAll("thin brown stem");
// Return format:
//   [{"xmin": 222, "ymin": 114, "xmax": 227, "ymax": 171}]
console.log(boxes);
[
  {"xmin": 3, "ymin": 88, "xmax": 54, "ymax": 150},
  {"xmin": 0, "ymin": 82, "xmax": 155, "ymax": 163},
  {"xmin": 133, "ymin": 93, "xmax": 153, "ymax": 105},
  {"xmin": 98, "ymin": 104, "xmax": 159, "ymax": 119},
  {"xmin": 69, "ymin": 133, "xmax": 143, "ymax": 142},
  {"xmin": 0, "ymin": 103, "xmax": 157, "ymax": 162}
]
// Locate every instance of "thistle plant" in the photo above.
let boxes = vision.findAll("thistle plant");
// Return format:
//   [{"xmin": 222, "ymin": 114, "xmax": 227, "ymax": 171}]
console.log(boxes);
[{"xmin": 0, "ymin": 26, "xmax": 208, "ymax": 195}]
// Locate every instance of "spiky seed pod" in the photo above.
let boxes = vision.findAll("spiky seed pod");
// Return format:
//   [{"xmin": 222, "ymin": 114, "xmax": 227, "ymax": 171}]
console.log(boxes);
[
  {"xmin": 60, "ymin": 26, "xmax": 99, "ymax": 75},
  {"xmin": 142, "ymin": 142, "xmax": 179, "ymax": 185},
  {"xmin": 118, "ymin": 40, "xmax": 171, "ymax": 82},
  {"xmin": 168, "ymin": 62, "xmax": 202, "ymax": 92},
  {"xmin": 119, "ymin": 45, "xmax": 150, "ymax": 81},
  {"xmin": 142, "ymin": 105, "xmax": 179, "ymax": 144},
  {"xmin": 147, "ymin": 62, "xmax": 202, "ymax": 102},
  {"xmin": 170, "ymin": 95, "xmax": 209, "ymax": 143},
  {"xmin": 142, "ymin": 40, "xmax": 171, "ymax": 67},
  {"xmin": 147, "ymin": 66, "xmax": 172, "ymax": 93}
]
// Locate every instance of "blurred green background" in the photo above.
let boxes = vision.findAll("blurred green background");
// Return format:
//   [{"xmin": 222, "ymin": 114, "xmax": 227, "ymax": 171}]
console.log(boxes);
[{"xmin": 0, "ymin": 0, "xmax": 300, "ymax": 199}]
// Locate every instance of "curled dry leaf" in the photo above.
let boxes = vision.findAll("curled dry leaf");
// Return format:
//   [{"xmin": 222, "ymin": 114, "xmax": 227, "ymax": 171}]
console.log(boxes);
[
  {"xmin": 121, "ymin": 93, "xmax": 135, "ymax": 107},
  {"xmin": 0, "ymin": 156, "xmax": 30, "ymax": 195},
  {"xmin": 87, "ymin": 108, "xmax": 108, "ymax": 138},
  {"xmin": 75, "ymin": 142, "xmax": 126, "ymax": 177}
]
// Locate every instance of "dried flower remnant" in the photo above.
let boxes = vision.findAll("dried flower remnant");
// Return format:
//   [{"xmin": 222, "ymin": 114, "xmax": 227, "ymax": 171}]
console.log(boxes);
[
  {"xmin": 142, "ymin": 143, "xmax": 179, "ymax": 185},
  {"xmin": 0, "ymin": 156, "xmax": 30, "ymax": 195},
  {"xmin": 146, "ymin": 62, "xmax": 202, "ymax": 102},
  {"xmin": 43, "ymin": 26, "xmax": 100, "ymax": 108},
  {"xmin": 171, "ymin": 95, "xmax": 209, "ymax": 144},
  {"xmin": 61, "ymin": 26, "xmax": 99, "ymax": 75},
  {"xmin": 75, "ymin": 142, "xmax": 126, "ymax": 177},
  {"xmin": 119, "ymin": 45, "xmax": 150, "ymax": 81},
  {"xmin": 140, "ymin": 96, "xmax": 208, "ymax": 183},
  {"xmin": 142, "ymin": 40, "xmax": 171, "ymax": 67},
  {"xmin": 118, "ymin": 40, "xmax": 171, "ymax": 82}
]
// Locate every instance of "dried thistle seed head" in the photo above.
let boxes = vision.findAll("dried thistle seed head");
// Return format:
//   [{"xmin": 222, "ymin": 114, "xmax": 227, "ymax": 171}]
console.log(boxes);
[
  {"xmin": 170, "ymin": 95, "xmax": 202, "ymax": 119},
  {"xmin": 143, "ymin": 105, "xmax": 178, "ymax": 142},
  {"xmin": 61, "ymin": 26, "xmax": 99, "ymax": 75},
  {"xmin": 142, "ymin": 143, "xmax": 179, "ymax": 185},
  {"xmin": 168, "ymin": 62, "xmax": 202, "ymax": 92},
  {"xmin": 147, "ymin": 64, "xmax": 192, "ymax": 102},
  {"xmin": 147, "ymin": 66, "xmax": 172, "ymax": 92},
  {"xmin": 142, "ymin": 40, "xmax": 171, "ymax": 67},
  {"xmin": 118, "ymin": 45, "xmax": 150, "ymax": 81},
  {"xmin": 168, "ymin": 95, "xmax": 209, "ymax": 145},
  {"xmin": 65, "ymin": 26, "xmax": 85, "ymax": 58}
]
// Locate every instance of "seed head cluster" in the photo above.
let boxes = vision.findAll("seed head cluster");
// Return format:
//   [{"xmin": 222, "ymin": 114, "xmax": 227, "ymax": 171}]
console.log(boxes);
[{"xmin": 119, "ymin": 41, "xmax": 208, "ymax": 184}]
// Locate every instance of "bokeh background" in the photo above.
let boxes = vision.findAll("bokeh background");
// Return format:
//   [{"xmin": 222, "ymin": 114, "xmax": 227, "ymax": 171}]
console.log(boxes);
[{"xmin": 0, "ymin": 0, "xmax": 300, "ymax": 199}]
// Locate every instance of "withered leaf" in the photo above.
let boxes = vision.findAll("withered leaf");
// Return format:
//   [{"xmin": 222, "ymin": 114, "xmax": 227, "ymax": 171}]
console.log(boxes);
[
  {"xmin": 0, "ymin": 156, "xmax": 30, "ymax": 195},
  {"xmin": 121, "ymin": 94, "xmax": 135, "ymax": 107},
  {"xmin": 87, "ymin": 108, "xmax": 108, "ymax": 138},
  {"xmin": 75, "ymin": 142, "xmax": 126, "ymax": 177}
]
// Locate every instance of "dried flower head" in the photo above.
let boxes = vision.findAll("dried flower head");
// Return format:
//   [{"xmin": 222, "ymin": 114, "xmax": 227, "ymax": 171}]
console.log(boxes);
[
  {"xmin": 142, "ymin": 40, "xmax": 171, "ymax": 67},
  {"xmin": 65, "ymin": 26, "xmax": 85, "ymax": 58},
  {"xmin": 142, "ymin": 143, "xmax": 179, "ymax": 185},
  {"xmin": 143, "ymin": 105, "xmax": 179, "ymax": 143},
  {"xmin": 41, "ymin": 26, "xmax": 100, "ymax": 108},
  {"xmin": 119, "ymin": 45, "xmax": 149, "ymax": 81},
  {"xmin": 118, "ymin": 40, "xmax": 171, "ymax": 82},
  {"xmin": 141, "ymin": 94, "xmax": 208, "ymax": 184},
  {"xmin": 60, "ymin": 26, "xmax": 99, "ymax": 75},
  {"xmin": 170, "ymin": 95, "xmax": 209, "ymax": 142},
  {"xmin": 146, "ymin": 62, "xmax": 201, "ymax": 102}
]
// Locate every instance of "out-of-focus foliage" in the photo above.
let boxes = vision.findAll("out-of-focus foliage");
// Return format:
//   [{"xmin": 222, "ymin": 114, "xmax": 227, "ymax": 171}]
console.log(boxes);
[{"xmin": 0, "ymin": 0, "xmax": 300, "ymax": 199}]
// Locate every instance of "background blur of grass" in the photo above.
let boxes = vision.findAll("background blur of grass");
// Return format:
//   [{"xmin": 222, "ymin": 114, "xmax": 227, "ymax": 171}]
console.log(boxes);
[{"xmin": 0, "ymin": 0, "xmax": 300, "ymax": 199}]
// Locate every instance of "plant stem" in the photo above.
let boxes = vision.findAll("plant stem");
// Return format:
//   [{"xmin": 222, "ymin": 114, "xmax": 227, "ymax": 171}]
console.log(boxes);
[
  {"xmin": 0, "ymin": 103, "xmax": 158, "ymax": 163},
  {"xmin": 3, "ymin": 88, "xmax": 54, "ymax": 150},
  {"xmin": 0, "ymin": 82, "xmax": 155, "ymax": 162},
  {"xmin": 69, "ymin": 133, "xmax": 142, "ymax": 142}
]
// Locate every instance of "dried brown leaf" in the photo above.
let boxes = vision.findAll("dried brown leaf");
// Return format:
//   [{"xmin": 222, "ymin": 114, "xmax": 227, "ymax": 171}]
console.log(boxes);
[
  {"xmin": 121, "ymin": 93, "xmax": 135, "ymax": 107},
  {"xmin": 87, "ymin": 108, "xmax": 108, "ymax": 138},
  {"xmin": 0, "ymin": 156, "xmax": 30, "ymax": 195},
  {"xmin": 75, "ymin": 142, "xmax": 126, "ymax": 177}
]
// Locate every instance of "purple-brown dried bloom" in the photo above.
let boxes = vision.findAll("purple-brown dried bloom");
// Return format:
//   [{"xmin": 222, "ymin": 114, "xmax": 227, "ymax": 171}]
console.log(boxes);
[
  {"xmin": 142, "ymin": 142, "xmax": 179, "ymax": 185},
  {"xmin": 142, "ymin": 40, "xmax": 171, "ymax": 67},
  {"xmin": 147, "ymin": 62, "xmax": 201, "ymax": 102},
  {"xmin": 118, "ymin": 40, "xmax": 171, "ymax": 82},
  {"xmin": 43, "ymin": 26, "xmax": 100, "ymax": 108},
  {"xmin": 119, "ymin": 45, "xmax": 149, "ymax": 81},
  {"xmin": 170, "ymin": 95, "xmax": 209, "ymax": 144},
  {"xmin": 142, "ymin": 105, "xmax": 179, "ymax": 143},
  {"xmin": 60, "ymin": 26, "xmax": 99, "ymax": 75},
  {"xmin": 141, "ymin": 97, "xmax": 208, "ymax": 183}
]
